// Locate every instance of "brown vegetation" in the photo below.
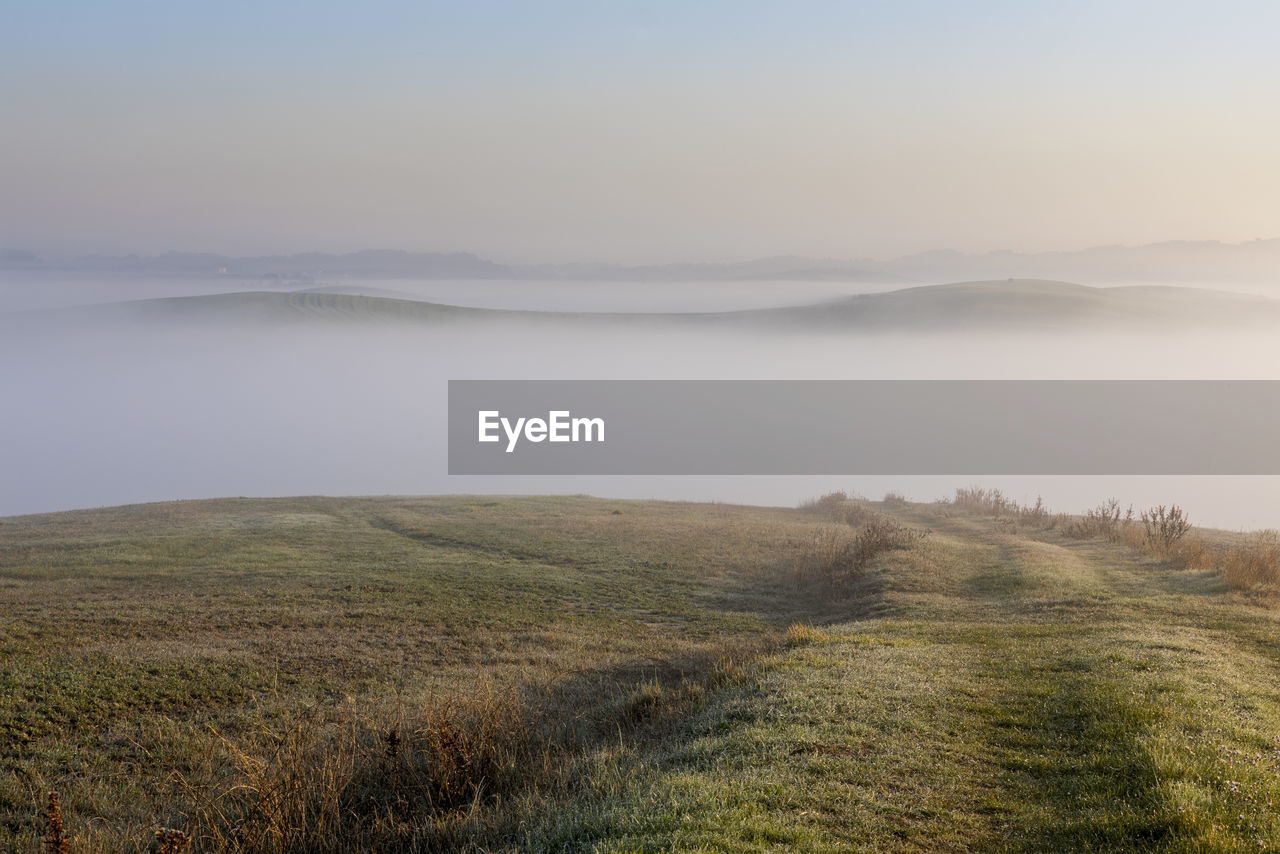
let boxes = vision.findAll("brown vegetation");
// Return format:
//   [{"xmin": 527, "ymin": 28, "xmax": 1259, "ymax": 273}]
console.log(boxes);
[
  {"xmin": 1221, "ymin": 530, "xmax": 1280, "ymax": 589},
  {"xmin": 0, "ymin": 496, "xmax": 803, "ymax": 852},
  {"xmin": 950, "ymin": 490, "xmax": 1280, "ymax": 593},
  {"xmin": 42, "ymin": 792, "xmax": 69, "ymax": 854},
  {"xmin": 794, "ymin": 493, "xmax": 929, "ymax": 591},
  {"xmin": 953, "ymin": 487, "xmax": 1065, "ymax": 530}
]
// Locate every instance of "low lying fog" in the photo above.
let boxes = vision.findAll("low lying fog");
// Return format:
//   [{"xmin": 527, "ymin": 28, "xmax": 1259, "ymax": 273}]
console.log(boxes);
[
  {"xmin": 0, "ymin": 271, "xmax": 899, "ymax": 314},
  {"xmin": 4, "ymin": 273, "xmax": 1280, "ymax": 530}
]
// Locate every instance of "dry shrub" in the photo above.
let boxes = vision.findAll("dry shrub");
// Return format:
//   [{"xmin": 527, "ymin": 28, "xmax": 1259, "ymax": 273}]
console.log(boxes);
[
  {"xmin": 1066, "ymin": 500, "xmax": 1201, "ymax": 568},
  {"xmin": 882, "ymin": 491, "xmax": 908, "ymax": 507},
  {"xmin": 1066, "ymin": 498, "xmax": 1130, "ymax": 539},
  {"xmin": 954, "ymin": 487, "xmax": 1062, "ymax": 529},
  {"xmin": 792, "ymin": 514, "xmax": 928, "ymax": 593},
  {"xmin": 1016, "ymin": 495, "xmax": 1064, "ymax": 528},
  {"xmin": 953, "ymin": 486, "xmax": 1015, "ymax": 516},
  {"xmin": 1141, "ymin": 504, "xmax": 1192, "ymax": 557},
  {"xmin": 960, "ymin": 490, "xmax": 1278, "ymax": 594},
  {"xmin": 1222, "ymin": 531, "xmax": 1280, "ymax": 589},
  {"xmin": 1063, "ymin": 498, "xmax": 1235, "ymax": 576}
]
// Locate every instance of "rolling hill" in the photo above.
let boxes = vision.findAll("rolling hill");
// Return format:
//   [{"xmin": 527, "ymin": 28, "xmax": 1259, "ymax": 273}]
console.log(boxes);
[{"xmin": 16, "ymin": 278, "xmax": 1280, "ymax": 332}]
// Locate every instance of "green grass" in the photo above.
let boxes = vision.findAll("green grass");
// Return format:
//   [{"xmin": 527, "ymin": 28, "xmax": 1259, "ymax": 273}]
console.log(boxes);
[
  {"xmin": 529, "ymin": 505, "xmax": 1280, "ymax": 852},
  {"xmin": 0, "ymin": 496, "xmax": 822, "ymax": 851},
  {"xmin": 4, "ymin": 495, "xmax": 1280, "ymax": 850}
]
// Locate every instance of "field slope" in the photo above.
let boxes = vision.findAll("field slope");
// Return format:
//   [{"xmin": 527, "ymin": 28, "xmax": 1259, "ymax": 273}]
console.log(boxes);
[{"xmin": 3, "ymin": 496, "xmax": 1280, "ymax": 851}]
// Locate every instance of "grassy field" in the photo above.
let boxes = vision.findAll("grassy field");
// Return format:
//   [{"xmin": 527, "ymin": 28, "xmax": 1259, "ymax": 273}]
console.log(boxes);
[{"xmin": 4, "ymin": 494, "xmax": 1280, "ymax": 851}]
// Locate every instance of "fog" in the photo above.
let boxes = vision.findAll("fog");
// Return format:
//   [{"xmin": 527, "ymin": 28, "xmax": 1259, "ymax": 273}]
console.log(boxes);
[
  {"xmin": 4, "ymin": 274, "xmax": 1280, "ymax": 530},
  {"xmin": 0, "ymin": 270, "xmax": 910, "ymax": 314}
]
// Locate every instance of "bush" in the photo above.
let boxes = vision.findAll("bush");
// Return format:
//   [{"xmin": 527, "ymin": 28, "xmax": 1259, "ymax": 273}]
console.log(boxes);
[
  {"xmin": 1222, "ymin": 531, "xmax": 1280, "ymax": 589},
  {"xmin": 1141, "ymin": 505, "xmax": 1192, "ymax": 557},
  {"xmin": 954, "ymin": 487, "xmax": 1062, "ymax": 530},
  {"xmin": 953, "ymin": 486, "xmax": 1014, "ymax": 516},
  {"xmin": 1066, "ymin": 498, "xmax": 1129, "ymax": 540},
  {"xmin": 791, "ymin": 513, "xmax": 928, "ymax": 594}
]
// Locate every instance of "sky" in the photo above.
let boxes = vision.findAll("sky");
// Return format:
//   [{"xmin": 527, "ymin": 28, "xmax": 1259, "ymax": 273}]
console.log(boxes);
[{"xmin": 4, "ymin": 1, "xmax": 1280, "ymax": 264}]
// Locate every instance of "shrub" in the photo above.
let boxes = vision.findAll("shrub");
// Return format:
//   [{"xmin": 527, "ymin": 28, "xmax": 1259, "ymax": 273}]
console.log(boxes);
[
  {"xmin": 954, "ymin": 487, "xmax": 1063, "ymax": 530},
  {"xmin": 953, "ymin": 486, "xmax": 1014, "ymax": 516},
  {"xmin": 1066, "ymin": 498, "xmax": 1128, "ymax": 540},
  {"xmin": 791, "ymin": 509, "xmax": 929, "ymax": 593},
  {"xmin": 1141, "ymin": 505, "xmax": 1192, "ymax": 557}
]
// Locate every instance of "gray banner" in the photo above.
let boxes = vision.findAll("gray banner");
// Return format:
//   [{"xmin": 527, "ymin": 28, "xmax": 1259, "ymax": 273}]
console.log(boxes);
[{"xmin": 447, "ymin": 381, "xmax": 1280, "ymax": 475}]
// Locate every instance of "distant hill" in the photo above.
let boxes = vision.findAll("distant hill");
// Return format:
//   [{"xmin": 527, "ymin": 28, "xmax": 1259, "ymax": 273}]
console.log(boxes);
[
  {"xmin": 9, "ymin": 238, "xmax": 1280, "ymax": 284},
  {"xmin": 28, "ymin": 290, "xmax": 504, "ymax": 325},
  {"xmin": 881, "ymin": 240, "xmax": 1280, "ymax": 285},
  {"xmin": 738, "ymin": 279, "xmax": 1280, "ymax": 330},
  {"xmin": 18, "ymin": 279, "xmax": 1280, "ymax": 332},
  {"xmin": 508, "ymin": 255, "xmax": 905, "ymax": 283},
  {"xmin": 31, "ymin": 250, "xmax": 900, "ymax": 283},
  {"xmin": 52, "ymin": 249, "xmax": 509, "ymax": 279}
]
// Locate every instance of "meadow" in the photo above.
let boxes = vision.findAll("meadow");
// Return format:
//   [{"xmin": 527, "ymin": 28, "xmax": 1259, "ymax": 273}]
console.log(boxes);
[{"xmin": 4, "ymin": 492, "xmax": 1280, "ymax": 851}]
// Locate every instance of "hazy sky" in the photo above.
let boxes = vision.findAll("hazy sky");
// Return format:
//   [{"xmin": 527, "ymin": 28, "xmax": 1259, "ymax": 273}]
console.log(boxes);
[{"xmin": 4, "ymin": 1, "xmax": 1280, "ymax": 263}]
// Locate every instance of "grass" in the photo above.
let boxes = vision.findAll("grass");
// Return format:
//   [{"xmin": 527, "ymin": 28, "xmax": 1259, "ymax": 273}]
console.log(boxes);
[
  {"xmin": 5, "ymin": 493, "xmax": 1280, "ymax": 850},
  {"xmin": 0, "ymin": 495, "xmax": 834, "ymax": 851},
  {"xmin": 527, "ymin": 500, "xmax": 1280, "ymax": 852}
]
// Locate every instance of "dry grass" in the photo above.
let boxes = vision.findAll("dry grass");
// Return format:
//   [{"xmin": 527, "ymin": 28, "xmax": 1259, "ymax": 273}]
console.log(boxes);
[
  {"xmin": 797, "ymin": 490, "xmax": 880, "ymax": 528},
  {"xmin": 1221, "ymin": 530, "xmax": 1280, "ymax": 589},
  {"xmin": 953, "ymin": 487, "xmax": 1065, "ymax": 530},
  {"xmin": 958, "ymin": 490, "xmax": 1280, "ymax": 594},
  {"xmin": 1065, "ymin": 497, "xmax": 1129, "ymax": 539},
  {"xmin": 792, "ymin": 495, "xmax": 929, "ymax": 593},
  {"xmin": 785, "ymin": 622, "xmax": 834, "ymax": 646},
  {"xmin": 179, "ymin": 685, "xmax": 539, "ymax": 852},
  {"xmin": 35, "ymin": 661, "xmax": 764, "ymax": 853},
  {"xmin": 0, "ymin": 496, "xmax": 816, "ymax": 852}
]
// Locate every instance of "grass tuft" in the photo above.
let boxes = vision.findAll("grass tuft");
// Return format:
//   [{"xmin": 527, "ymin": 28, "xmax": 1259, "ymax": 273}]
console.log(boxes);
[{"xmin": 785, "ymin": 622, "xmax": 833, "ymax": 646}]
